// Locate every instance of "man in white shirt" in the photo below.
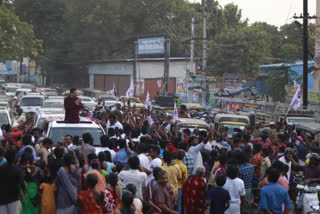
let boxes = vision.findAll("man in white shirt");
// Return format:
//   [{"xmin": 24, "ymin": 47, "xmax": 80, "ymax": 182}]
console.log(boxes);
[
  {"xmin": 142, "ymin": 145, "xmax": 162, "ymax": 186},
  {"xmin": 188, "ymin": 134, "xmax": 210, "ymax": 175},
  {"xmin": 279, "ymin": 148, "xmax": 294, "ymax": 181},
  {"xmin": 137, "ymin": 143, "xmax": 149, "ymax": 169},
  {"xmin": 118, "ymin": 156, "xmax": 147, "ymax": 200},
  {"xmin": 106, "ymin": 114, "xmax": 123, "ymax": 133},
  {"xmin": 100, "ymin": 135, "xmax": 116, "ymax": 162}
]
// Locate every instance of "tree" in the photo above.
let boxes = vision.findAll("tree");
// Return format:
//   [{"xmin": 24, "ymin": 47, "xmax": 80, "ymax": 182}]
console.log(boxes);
[
  {"xmin": 223, "ymin": 3, "xmax": 247, "ymax": 29},
  {"xmin": 207, "ymin": 25, "xmax": 272, "ymax": 76},
  {"xmin": 266, "ymin": 65, "xmax": 302, "ymax": 102},
  {"xmin": 0, "ymin": 3, "xmax": 40, "ymax": 60}
]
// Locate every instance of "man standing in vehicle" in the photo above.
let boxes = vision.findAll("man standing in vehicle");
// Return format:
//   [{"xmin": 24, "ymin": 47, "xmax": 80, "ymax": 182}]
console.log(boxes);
[{"xmin": 64, "ymin": 88, "xmax": 83, "ymax": 123}]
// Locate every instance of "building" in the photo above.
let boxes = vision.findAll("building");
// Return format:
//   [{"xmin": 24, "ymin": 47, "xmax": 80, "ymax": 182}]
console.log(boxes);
[
  {"xmin": 0, "ymin": 58, "xmax": 41, "ymax": 84},
  {"xmin": 88, "ymin": 57, "xmax": 196, "ymax": 100},
  {"xmin": 257, "ymin": 61, "xmax": 320, "ymax": 105}
]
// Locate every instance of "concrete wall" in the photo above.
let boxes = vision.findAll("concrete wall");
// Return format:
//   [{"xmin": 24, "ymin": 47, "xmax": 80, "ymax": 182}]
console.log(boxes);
[{"xmin": 88, "ymin": 60, "xmax": 195, "ymax": 90}]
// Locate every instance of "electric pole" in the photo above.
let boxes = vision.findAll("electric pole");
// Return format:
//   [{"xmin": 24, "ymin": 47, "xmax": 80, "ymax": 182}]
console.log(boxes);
[
  {"xmin": 163, "ymin": 39, "xmax": 170, "ymax": 95},
  {"xmin": 293, "ymin": 0, "xmax": 317, "ymax": 107},
  {"xmin": 189, "ymin": 17, "xmax": 195, "ymax": 102},
  {"xmin": 202, "ymin": 0, "xmax": 207, "ymax": 107},
  {"xmin": 303, "ymin": 0, "xmax": 308, "ymax": 107},
  {"xmin": 133, "ymin": 41, "xmax": 137, "ymax": 96}
]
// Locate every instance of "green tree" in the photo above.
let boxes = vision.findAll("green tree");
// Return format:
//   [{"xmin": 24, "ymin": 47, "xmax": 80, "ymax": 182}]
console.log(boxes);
[
  {"xmin": 0, "ymin": 3, "xmax": 40, "ymax": 59},
  {"xmin": 207, "ymin": 25, "xmax": 272, "ymax": 76}
]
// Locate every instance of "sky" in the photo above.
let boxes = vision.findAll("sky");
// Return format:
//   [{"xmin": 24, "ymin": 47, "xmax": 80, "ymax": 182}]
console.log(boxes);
[{"xmin": 190, "ymin": 0, "xmax": 317, "ymax": 27}]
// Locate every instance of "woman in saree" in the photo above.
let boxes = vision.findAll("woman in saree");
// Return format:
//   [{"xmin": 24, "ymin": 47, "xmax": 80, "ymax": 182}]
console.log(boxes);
[
  {"xmin": 19, "ymin": 148, "xmax": 41, "ymax": 214},
  {"xmin": 104, "ymin": 172, "xmax": 120, "ymax": 214},
  {"xmin": 78, "ymin": 173, "xmax": 104, "ymax": 214},
  {"xmin": 56, "ymin": 152, "xmax": 81, "ymax": 214}
]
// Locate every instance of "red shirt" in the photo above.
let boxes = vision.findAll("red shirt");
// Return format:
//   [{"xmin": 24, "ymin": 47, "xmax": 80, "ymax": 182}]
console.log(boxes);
[{"xmin": 64, "ymin": 96, "xmax": 83, "ymax": 123}]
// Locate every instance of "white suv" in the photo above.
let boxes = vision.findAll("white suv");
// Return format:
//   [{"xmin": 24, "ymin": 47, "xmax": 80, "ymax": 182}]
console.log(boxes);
[
  {"xmin": 20, "ymin": 95, "xmax": 44, "ymax": 113},
  {"xmin": 46, "ymin": 120, "xmax": 105, "ymax": 146}
]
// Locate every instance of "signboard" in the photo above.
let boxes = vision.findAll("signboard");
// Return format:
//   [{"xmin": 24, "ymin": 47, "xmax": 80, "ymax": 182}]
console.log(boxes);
[{"xmin": 137, "ymin": 37, "xmax": 165, "ymax": 55}]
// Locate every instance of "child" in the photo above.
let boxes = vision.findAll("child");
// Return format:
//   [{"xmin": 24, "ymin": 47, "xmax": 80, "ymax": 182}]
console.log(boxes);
[
  {"xmin": 39, "ymin": 176, "xmax": 56, "ymax": 214},
  {"xmin": 206, "ymin": 175, "xmax": 231, "ymax": 214}
]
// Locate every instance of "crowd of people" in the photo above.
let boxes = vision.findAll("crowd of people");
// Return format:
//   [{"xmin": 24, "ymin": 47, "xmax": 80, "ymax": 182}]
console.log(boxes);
[{"xmin": 0, "ymin": 88, "xmax": 319, "ymax": 214}]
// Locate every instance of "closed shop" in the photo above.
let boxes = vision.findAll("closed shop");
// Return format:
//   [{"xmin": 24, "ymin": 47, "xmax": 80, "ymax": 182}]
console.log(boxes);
[
  {"xmin": 144, "ymin": 78, "xmax": 176, "ymax": 100},
  {"xmin": 94, "ymin": 75, "xmax": 130, "ymax": 96}
]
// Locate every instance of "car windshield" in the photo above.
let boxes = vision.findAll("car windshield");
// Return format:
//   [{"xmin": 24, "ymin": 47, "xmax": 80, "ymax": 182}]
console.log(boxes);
[
  {"xmin": 0, "ymin": 112, "xmax": 9, "ymax": 125},
  {"xmin": 6, "ymin": 87, "xmax": 18, "ymax": 93},
  {"xmin": 43, "ymin": 101, "xmax": 64, "ymax": 108},
  {"xmin": 0, "ymin": 103, "xmax": 7, "ymax": 107},
  {"xmin": 21, "ymin": 97, "xmax": 43, "ymax": 106},
  {"xmin": 220, "ymin": 124, "xmax": 246, "ymax": 136},
  {"xmin": 48, "ymin": 127, "xmax": 103, "ymax": 146},
  {"xmin": 288, "ymin": 118, "xmax": 317, "ymax": 124},
  {"xmin": 36, "ymin": 115, "xmax": 65, "ymax": 127},
  {"xmin": 21, "ymin": 85, "xmax": 34, "ymax": 89},
  {"xmin": 81, "ymin": 98, "xmax": 91, "ymax": 102}
]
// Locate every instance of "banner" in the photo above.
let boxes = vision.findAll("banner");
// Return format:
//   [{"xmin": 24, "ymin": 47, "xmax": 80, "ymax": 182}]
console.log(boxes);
[
  {"xmin": 209, "ymin": 92, "xmax": 215, "ymax": 109},
  {"xmin": 290, "ymin": 84, "xmax": 301, "ymax": 110}
]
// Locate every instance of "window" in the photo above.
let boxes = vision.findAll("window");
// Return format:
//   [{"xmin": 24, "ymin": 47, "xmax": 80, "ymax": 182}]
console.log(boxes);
[
  {"xmin": 21, "ymin": 97, "xmax": 43, "ymax": 106},
  {"xmin": 48, "ymin": 127, "xmax": 103, "ymax": 146}
]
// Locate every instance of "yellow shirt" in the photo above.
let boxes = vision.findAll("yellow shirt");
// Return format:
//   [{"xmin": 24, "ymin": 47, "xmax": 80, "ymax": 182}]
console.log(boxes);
[
  {"xmin": 39, "ymin": 183, "xmax": 56, "ymax": 214},
  {"xmin": 161, "ymin": 163, "xmax": 182, "ymax": 200},
  {"xmin": 176, "ymin": 160, "xmax": 188, "ymax": 189}
]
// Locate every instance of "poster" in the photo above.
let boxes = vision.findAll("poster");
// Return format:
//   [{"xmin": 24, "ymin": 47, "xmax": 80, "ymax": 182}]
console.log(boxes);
[
  {"xmin": 192, "ymin": 92, "xmax": 199, "ymax": 101},
  {"xmin": 176, "ymin": 83, "xmax": 184, "ymax": 93},
  {"xmin": 157, "ymin": 80, "xmax": 162, "ymax": 88},
  {"xmin": 225, "ymin": 101, "xmax": 241, "ymax": 112},
  {"xmin": 135, "ymin": 81, "xmax": 144, "ymax": 96}
]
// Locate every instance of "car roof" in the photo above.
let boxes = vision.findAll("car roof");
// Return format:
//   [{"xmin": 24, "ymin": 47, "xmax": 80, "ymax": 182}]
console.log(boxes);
[
  {"xmin": 50, "ymin": 120, "xmax": 101, "ymax": 128},
  {"xmin": 22, "ymin": 95, "xmax": 44, "ymax": 98},
  {"xmin": 173, "ymin": 118, "xmax": 209, "ymax": 127},
  {"xmin": 44, "ymin": 99, "xmax": 64, "ymax": 102}
]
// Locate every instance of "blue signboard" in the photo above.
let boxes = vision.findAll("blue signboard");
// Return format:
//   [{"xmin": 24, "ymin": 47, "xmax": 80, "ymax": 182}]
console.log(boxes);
[{"xmin": 137, "ymin": 37, "xmax": 165, "ymax": 55}]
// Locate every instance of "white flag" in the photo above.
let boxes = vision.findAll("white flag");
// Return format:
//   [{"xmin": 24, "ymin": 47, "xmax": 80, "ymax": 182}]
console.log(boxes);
[
  {"xmin": 293, "ymin": 80, "xmax": 299, "ymax": 88},
  {"xmin": 126, "ymin": 81, "xmax": 134, "ymax": 99},
  {"xmin": 113, "ymin": 83, "xmax": 118, "ymax": 102},
  {"xmin": 290, "ymin": 85, "xmax": 302, "ymax": 110},
  {"xmin": 173, "ymin": 102, "xmax": 179, "ymax": 120},
  {"xmin": 145, "ymin": 91, "xmax": 151, "ymax": 108}
]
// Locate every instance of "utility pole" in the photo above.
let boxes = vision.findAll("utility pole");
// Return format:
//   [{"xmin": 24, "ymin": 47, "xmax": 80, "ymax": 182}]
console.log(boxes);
[
  {"xmin": 191, "ymin": 17, "xmax": 195, "ymax": 62},
  {"xmin": 188, "ymin": 17, "xmax": 195, "ymax": 102},
  {"xmin": 133, "ymin": 41, "xmax": 137, "ymax": 96},
  {"xmin": 163, "ymin": 39, "xmax": 170, "ymax": 95},
  {"xmin": 202, "ymin": 0, "xmax": 207, "ymax": 107},
  {"xmin": 302, "ymin": 0, "xmax": 308, "ymax": 107},
  {"xmin": 293, "ymin": 0, "xmax": 317, "ymax": 107}
]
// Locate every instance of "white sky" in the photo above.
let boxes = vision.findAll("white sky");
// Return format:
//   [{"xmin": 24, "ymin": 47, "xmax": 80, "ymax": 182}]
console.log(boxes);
[{"xmin": 190, "ymin": 0, "xmax": 317, "ymax": 27}]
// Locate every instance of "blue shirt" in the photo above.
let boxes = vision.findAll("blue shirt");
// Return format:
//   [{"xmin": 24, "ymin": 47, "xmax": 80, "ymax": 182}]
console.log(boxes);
[
  {"xmin": 115, "ymin": 148, "xmax": 128, "ymax": 164},
  {"xmin": 238, "ymin": 163, "xmax": 254, "ymax": 189},
  {"xmin": 18, "ymin": 145, "xmax": 39, "ymax": 161},
  {"xmin": 206, "ymin": 187, "xmax": 231, "ymax": 214},
  {"xmin": 260, "ymin": 183, "xmax": 291, "ymax": 214}
]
